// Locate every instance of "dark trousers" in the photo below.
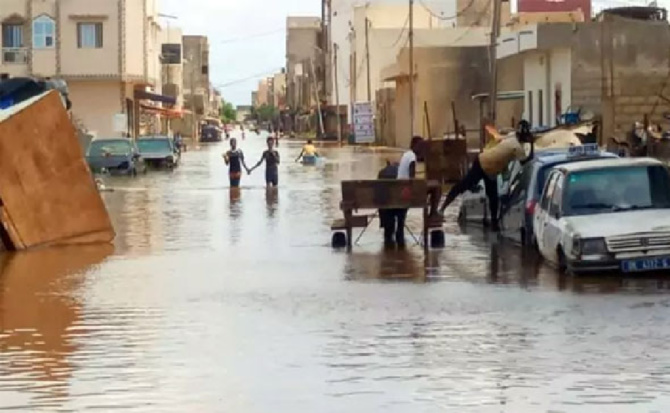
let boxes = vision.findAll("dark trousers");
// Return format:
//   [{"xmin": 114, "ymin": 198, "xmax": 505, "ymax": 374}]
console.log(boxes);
[
  {"xmin": 379, "ymin": 208, "xmax": 408, "ymax": 245},
  {"xmin": 442, "ymin": 156, "xmax": 499, "ymax": 225}
]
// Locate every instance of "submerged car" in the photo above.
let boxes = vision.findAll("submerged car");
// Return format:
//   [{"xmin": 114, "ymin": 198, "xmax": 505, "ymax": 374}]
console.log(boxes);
[
  {"xmin": 137, "ymin": 135, "xmax": 179, "ymax": 168},
  {"xmin": 85, "ymin": 137, "xmax": 146, "ymax": 176},
  {"xmin": 201, "ymin": 125, "xmax": 222, "ymax": 142},
  {"xmin": 534, "ymin": 157, "xmax": 670, "ymax": 274},
  {"xmin": 459, "ymin": 144, "xmax": 617, "ymax": 246}
]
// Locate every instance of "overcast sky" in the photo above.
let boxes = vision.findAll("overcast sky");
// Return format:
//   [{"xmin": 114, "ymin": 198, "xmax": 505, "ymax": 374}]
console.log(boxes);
[{"xmin": 160, "ymin": 0, "xmax": 642, "ymax": 106}]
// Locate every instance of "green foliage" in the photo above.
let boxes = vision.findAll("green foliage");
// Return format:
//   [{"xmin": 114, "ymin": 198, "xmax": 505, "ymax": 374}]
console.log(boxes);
[
  {"xmin": 220, "ymin": 101, "xmax": 237, "ymax": 122},
  {"xmin": 251, "ymin": 104, "xmax": 278, "ymax": 122}
]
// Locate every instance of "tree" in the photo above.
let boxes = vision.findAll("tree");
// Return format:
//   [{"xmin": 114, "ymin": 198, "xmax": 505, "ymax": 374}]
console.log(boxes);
[
  {"xmin": 251, "ymin": 104, "xmax": 278, "ymax": 123},
  {"xmin": 220, "ymin": 101, "xmax": 237, "ymax": 123}
]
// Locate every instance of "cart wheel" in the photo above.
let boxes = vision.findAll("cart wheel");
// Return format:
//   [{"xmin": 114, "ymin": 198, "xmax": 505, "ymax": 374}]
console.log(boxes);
[
  {"xmin": 430, "ymin": 230, "xmax": 445, "ymax": 248},
  {"xmin": 332, "ymin": 232, "xmax": 347, "ymax": 248}
]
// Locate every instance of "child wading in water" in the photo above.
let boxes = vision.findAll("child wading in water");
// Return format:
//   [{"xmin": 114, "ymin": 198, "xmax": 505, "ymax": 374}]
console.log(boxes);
[
  {"xmin": 223, "ymin": 138, "xmax": 250, "ymax": 187},
  {"xmin": 251, "ymin": 137, "xmax": 280, "ymax": 187}
]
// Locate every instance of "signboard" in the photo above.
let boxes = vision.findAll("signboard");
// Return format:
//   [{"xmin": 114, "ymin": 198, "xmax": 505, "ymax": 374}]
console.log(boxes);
[
  {"xmin": 113, "ymin": 113, "xmax": 127, "ymax": 134},
  {"xmin": 161, "ymin": 43, "xmax": 182, "ymax": 64},
  {"xmin": 353, "ymin": 101, "xmax": 375, "ymax": 144}
]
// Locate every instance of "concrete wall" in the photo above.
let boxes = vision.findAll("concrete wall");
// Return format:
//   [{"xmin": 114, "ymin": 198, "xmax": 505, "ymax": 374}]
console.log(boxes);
[
  {"xmin": 59, "ymin": 0, "xmax": 121, "ymax": 77},
  {"xmin": 69, "ymin": 80, "xmax": 122, "ymax": 138},
  {"xmin": 124, "ymin": 0, "xmax": 144, "ymax": 77},
  {"xmin": 569, "ymin": 17, "xmax": 670, "ymax": 140}
]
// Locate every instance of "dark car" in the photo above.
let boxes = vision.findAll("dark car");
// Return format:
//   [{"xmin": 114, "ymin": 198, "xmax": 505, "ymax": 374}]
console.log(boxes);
[
  {"xmin": 459, "ymin": 145, "xmax": 618, "ymax": 247},
  {"xmin": 85, "ymin": 137, "xmax": 146, "ymax": 176},
  {"xmin": 137, "ymin": 135, "xmax": 180, "ymax": 168},
  {"xmin": 200, "ymin": 125, "xmax": 222, "ymax": 142}
]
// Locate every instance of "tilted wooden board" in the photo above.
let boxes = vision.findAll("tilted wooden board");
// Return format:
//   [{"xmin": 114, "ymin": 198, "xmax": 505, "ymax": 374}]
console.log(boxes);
[
  {"xmin": 0, "ymin": 91, "xmax": 115, "ymax": 249},
  {"xmin": 341, "ymin": 179, "xmax": 429, "ymax": 210}
]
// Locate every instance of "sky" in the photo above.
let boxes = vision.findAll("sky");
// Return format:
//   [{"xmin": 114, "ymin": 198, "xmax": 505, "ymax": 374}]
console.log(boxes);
[{"xmin": 160, "ymin": 0, "xmax": 321, "ymax": 106}]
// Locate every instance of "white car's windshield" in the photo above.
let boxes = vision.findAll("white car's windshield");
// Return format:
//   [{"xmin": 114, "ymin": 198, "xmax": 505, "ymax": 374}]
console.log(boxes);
[{"xmin": 564, "ymin": 165, "xmax": 670, "ymax": 216}]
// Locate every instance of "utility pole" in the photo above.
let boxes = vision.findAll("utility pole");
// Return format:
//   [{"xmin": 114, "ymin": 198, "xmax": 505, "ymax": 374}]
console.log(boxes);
[
  {"xmin": 334, "ymin": 43, "xmax": 342, "ymax": 145},
  {"xmin": 310, "ymin": 57, "xmax": 325, "ymax": 136},
  {"xmin": 409, "ymin": 0, "xmax": 415, "ymax": 139},
  {"xmin": 488, "ymin": 0, "xmax": 502, "ymax": 125},
  {"xmin": 365, "ymin": 17, "xmax": 371, "ymax": 102}
]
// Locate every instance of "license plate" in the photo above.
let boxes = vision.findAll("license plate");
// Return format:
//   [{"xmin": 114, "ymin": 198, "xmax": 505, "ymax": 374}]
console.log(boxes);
[{"xmin": 621, "ymin": 257, "xmax": 670, "ymax": 273}]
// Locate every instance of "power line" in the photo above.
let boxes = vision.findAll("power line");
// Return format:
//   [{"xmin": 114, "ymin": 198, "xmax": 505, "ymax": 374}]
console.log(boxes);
[
  {"xmin": 218, "ymin": 28, "xmax": 285, "ymax": 44},
  {"xmin": 213, "ymin": 68, "xmax": 284, "ymax": 88},
  {"xmin": 418, "ymin": 0, "xmax": 477, "ymax": 21}
]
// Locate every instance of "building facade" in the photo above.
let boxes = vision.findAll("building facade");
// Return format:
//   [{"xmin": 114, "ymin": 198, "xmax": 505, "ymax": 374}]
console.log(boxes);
[
  {"xmin": 286, "ymin": 16, "xmax": 322, "ymax": 113},
  {"xmin": 497, "ymin": 14, "xmax": 670, "ymax": 141},
  {"xmin": 0, "ymin": 0, "xmax": 163, "ymax": 138}
]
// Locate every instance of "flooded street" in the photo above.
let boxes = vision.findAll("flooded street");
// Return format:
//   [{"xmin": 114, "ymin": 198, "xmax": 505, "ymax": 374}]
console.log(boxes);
[{"xmin": 3, "ymin": 132, "xmax": 670, "ymax": 412}]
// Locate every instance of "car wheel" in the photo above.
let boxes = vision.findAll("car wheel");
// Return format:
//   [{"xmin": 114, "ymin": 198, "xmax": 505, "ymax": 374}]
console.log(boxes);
[
  {"xmin": 520, "ymin": 228, "xmax": 527, "ymax": 246},
  {"xmin": 458, "ymin": 209, "xmax": 466, "ymax": 224},
  {"xmin": 557, "ymin": 247, "xmax": 575, "ymax": 276}
]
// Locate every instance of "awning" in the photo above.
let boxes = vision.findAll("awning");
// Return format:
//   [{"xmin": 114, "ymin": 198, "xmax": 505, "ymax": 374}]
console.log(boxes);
[
  {"xmin": 140, "ymin": 103, "xmax": 188, "ymax": 118},
  {"xmin": 134, "ymin": 90, "xmax": 177, "ymax": 105}
]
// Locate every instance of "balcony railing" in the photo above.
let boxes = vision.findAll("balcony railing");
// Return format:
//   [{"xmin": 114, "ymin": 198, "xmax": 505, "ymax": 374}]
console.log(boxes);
[{"xmin": 2, "ymin": 48, "xmax": 28, "ymax": 64}]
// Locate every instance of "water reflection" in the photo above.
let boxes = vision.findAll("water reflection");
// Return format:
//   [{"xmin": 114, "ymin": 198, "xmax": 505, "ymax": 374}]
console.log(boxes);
[
  {"xmin": 265, "ymin": 187, "xmax": 278, "ymax": 219},
  {"xmin": 344, "ymin": 248, "xmax": 426, "ymax": 282},
  {"xmin": 0, "ymin": 244, "xmax": 113, "ymax": 408}
]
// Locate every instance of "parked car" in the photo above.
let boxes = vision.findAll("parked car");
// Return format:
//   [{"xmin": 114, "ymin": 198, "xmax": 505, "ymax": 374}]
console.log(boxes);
[
  {"xmin": 533, "ymin": 157, "xmax": 670, "ymax": 274},
  {"xmin": 137, "ymin": 135, "xmax": 180, "ymax": 168},
  {"xmin": 459, "ymin": 144, "xmax": 618, "ymax": 247},
  {"xmin": 85, "ymin": 137, "xmax": 146, "ymax": 176},
  {"xmin": 200, "ymin": 125, "xmax": 222, "ymax": 142}
]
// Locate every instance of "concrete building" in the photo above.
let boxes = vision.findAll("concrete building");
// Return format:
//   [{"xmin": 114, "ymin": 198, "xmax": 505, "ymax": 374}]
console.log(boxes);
[
  {"xmin": 160, "ymin": 26, "xmax": 183, "ymax": 108},
  {"xmin": 236, "ymin": 105, "xmax": 251, "ymax": 122},
  {"xmin": 496, "ymin": 11, "xmax": 670, "ymax": 142},
  {"xmin": 456, "ymin": 0, "xmax": 511, "ymax": 27},
  {"xmin": 0, "ymin": 0, "xmax": 164, "ymax": 138},
  {"xmin": 517, "ymin": 0, "xmax": 591, "ymax": 19},
  {"xmin": 178, "ymin": 35, "xmax": 210, "ymax": 137},
  {"xmin": 382, "ymin": 44, "xmax": 523, "ymax": 148},
  {"xmin": 286, "ymin": 16, "xmax": 322, "ymax": 113},
  {"xmin": 257, "ymin": 78, "xmax": 269, "ymax": 106},
  {"xmin": 272, "ymin": 71, "xmax": 286, "ymax": 108},
  {"xmin": 251, "ymin": 91, "xmax": 258, "ymax": 107}
]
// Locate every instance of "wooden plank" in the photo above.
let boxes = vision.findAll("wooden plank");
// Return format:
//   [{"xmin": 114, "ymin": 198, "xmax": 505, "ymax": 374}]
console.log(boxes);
[
  {"xmin": 0, "ymin": 91, "xmax": 115, "ymax": 250},
  {"xmin": 341, "ymin": 179, "xmax": 428, "ymax": 210},
  {"xmin": 424, "ymin": 138, "xmax": 468, "ymax": 183}
]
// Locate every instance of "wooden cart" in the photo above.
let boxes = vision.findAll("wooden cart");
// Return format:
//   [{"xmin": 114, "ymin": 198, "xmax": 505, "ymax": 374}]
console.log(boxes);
[
  {"xmin": 424, "ymin": 138, "xmax": 469, "ymax": 185},
  {"xmin": 330, "ymin": 179, "xmax": 444, "ymax": 250}
]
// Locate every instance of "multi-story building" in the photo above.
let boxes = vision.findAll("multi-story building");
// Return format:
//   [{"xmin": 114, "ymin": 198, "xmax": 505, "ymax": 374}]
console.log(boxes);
[
  {"xmin": 286, "ymin": 16, "xmax": 322, "ymax": 113},
  {"xmin": 272, "ymin": 70, "xmax": 286, "ymax": 108},
  {"xmin": 178, "ymin": 35, "xmax": 209, "ymax": 137},
  {"xmin": 0, "ymin": 0, "xmax": 165, "ymax": 138},
  {"xmin": 256, "ymin": 78, "xmax": 269, "ymax": 106},
  {"xmin": 251, "ymin": 91, "xmax": 258, "ymax": 107}
]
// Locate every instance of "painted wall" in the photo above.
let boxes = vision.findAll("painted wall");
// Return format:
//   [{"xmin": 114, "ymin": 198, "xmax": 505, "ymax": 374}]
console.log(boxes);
[
  {"xmin": 124, "ymin": 0, "xmax": 145, "ymax": 77},
  {"xmin": 59, "ymin": 0, "xmax": 120, "ymax": 77},
  {"xmin": 69, "ymin": 80, "xmax": 122, "ymax": 137},
  {"xmin": 518, "ymin": 0, "xmax": 591, "ymax": 20}
]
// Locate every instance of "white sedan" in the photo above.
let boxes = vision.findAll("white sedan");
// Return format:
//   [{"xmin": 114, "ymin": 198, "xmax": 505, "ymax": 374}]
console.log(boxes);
[{"xmin": 533, "ymin": 157, "xmax": 670, "ymax": 274}]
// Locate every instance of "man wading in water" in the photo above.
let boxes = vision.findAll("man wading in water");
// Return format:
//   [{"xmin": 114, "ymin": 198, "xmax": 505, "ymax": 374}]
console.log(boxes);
[
  {"xmin": 223, "ymin": 138, "xmax": 250, "ymax": 187},
  {"xmin": 250, "ymin": 136, "xmax": 280, "ymax": 187}
]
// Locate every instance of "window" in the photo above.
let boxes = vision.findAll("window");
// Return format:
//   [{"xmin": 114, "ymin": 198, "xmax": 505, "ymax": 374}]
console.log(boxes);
[
  {"xmin": 32, "ymin": 15, "xmax": 54, "ymax": 48},
  {"xmin": 538, "ymin": 89, "xmax": 543, "ymax": 126},
  {"xmin": 201, "ymin": 65, "xmax": 208, "ymax": 75},
  {"xmin": 2, "ymin": 23, "xmax": 23, "ymax": 48},
  {"xmin": 549, "ymin": 175, "xmax": 563, "ymax": 217},
  {"xmin": 77, "ymin": 22, "xmax": 102, "ymax": 48},
  {"xmin": 528, "ymin": 91, "xmax": 533, "ymax": 126},
  {"xmin": 540, "ymin": 172, "xmax": 558, "ymax": 211}
]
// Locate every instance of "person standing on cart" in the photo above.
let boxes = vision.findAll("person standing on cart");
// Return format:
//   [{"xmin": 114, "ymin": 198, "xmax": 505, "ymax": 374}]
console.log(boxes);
[{"xmin": 438, "ymin": 120, "xmax": 535, "ymax": 231}]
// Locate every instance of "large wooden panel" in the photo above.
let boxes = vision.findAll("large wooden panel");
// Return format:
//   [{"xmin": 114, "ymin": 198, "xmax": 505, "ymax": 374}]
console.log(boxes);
[
  {"xmin": 0, "ymin": 91, "xmax": 114, "ymax": 249},
  {"xmin": 341, "ymin": 180, "xmax": 429, "ymax": 210},
  {"xmin": 424, "ymin": 138, "xmax": 468, "ymax": 183}
]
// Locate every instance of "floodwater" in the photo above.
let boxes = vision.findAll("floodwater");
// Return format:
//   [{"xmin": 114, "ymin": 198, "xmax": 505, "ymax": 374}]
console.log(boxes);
[{"xmin": 2, "ymin": 131, "xmax": 670, "ymax": 412}]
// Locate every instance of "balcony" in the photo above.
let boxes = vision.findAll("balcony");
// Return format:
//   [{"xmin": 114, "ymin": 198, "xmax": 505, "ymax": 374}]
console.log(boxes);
[{"xmin": 2, "ymin": 48, "xmax": 28, "ymax": 64}]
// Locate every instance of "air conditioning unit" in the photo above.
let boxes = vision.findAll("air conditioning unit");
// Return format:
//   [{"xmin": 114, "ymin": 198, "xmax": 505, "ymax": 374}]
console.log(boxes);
[{"xmin": 2, "ymin": 49, "xmax": 27, "ymax": 64}]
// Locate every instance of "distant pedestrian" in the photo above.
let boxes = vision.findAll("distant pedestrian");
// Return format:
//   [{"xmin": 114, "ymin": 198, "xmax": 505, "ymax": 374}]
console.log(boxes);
[
  {"xmin": 250, "ymin": 136, "xmax": 280, "ymax": 187},
  {"xmin": 295, "ymin": 139, "xmax": 319, "ymax": 163},
  {"xmin": 222, "ymin": 137, "xmax": 250, "ymax": 187}
]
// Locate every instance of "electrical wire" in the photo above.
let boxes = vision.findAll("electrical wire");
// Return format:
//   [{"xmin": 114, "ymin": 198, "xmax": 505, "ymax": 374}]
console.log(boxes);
[
  {"xmin": 418, "ymin": 0, "xmax": 477, "ymax": 21},
  {"xmin": 213, "ymin": 68, "xmax": 284, "ymax": 88},
  {"xmin": 449, "ymin": 0, "xmax": 492, "ymax": 45},
  {"xmin": 218, "ymin": 28, "xmax": 285, "ymax": 44}
]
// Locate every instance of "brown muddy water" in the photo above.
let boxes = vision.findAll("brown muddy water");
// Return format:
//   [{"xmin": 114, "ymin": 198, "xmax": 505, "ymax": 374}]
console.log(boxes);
[{"xmin": 2, "ymin": 131, "xmax": 670, "ymax": 412}]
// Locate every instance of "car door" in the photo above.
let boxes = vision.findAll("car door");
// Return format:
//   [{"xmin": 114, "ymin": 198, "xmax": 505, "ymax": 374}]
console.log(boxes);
[
  {"xmin": 501, "ymin": 163, "xmax": 532, "ymax": 243},
  {"xmin": 534, "ymin": 171, "xmax": 559, "ymax": 256},
  {"xmin": 542, "ymin": 174, "xmax": 565, "ymax": 264}
]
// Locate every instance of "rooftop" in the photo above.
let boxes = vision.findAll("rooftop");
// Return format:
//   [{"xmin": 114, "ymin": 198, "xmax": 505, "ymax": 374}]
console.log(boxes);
[{"xmin": 287, "ymin": 16, "xmax": 321, "ymax": 29}]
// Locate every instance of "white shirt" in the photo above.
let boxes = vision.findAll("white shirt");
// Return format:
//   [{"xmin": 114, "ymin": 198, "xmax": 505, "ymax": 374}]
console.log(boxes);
[{"xmin": 397, "ymin": 150, "xmax": 416, "ymax": 179}]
